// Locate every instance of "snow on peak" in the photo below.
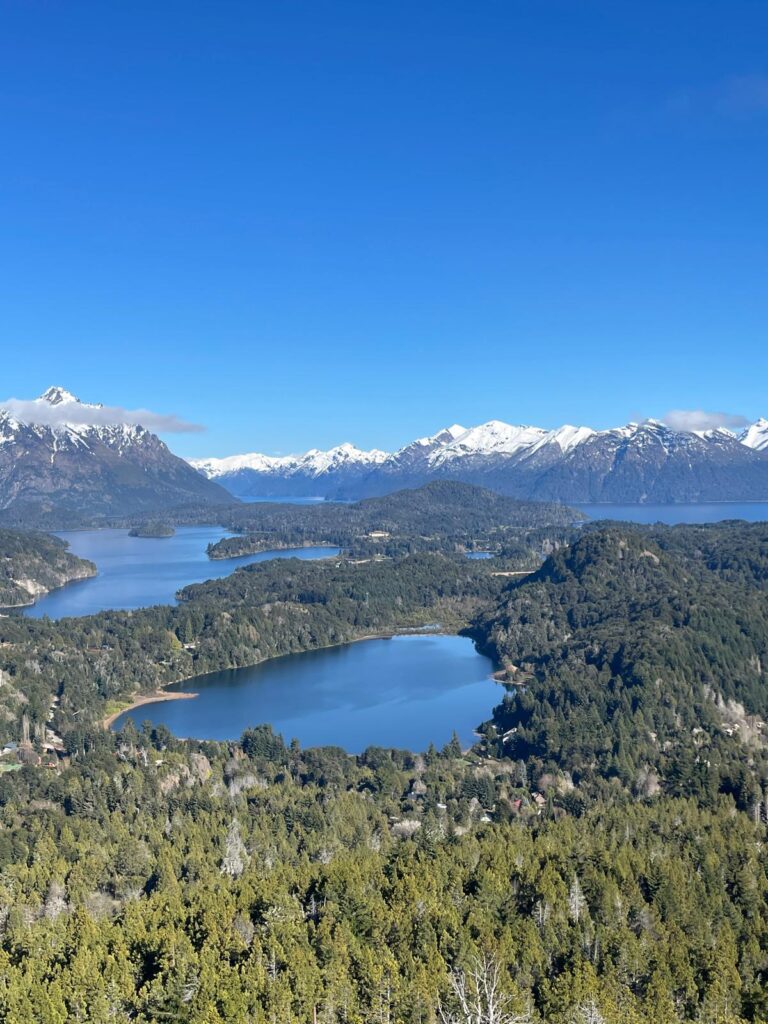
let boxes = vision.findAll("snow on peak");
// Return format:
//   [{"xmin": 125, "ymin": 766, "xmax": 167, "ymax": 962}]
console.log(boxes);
[
  {"xmin": 39, "ymin": 386, "xmax": 81, "ymax": 406},
  {"xmin": 191, "ymin": 452, "xmax": 294, "ymax": 477},
  {"xmin": 694, "ymin": 427, "xmax": 736, "ymax": 441},
  {"xmin": 525, "ymin": 424, "xmax": 595, "ymax": 457},
  {"xmin": 429, "ymin": 421, "xmax": 547, "ymax": 466},
  {"xmin": 298, "ymin": 444, "xmax": 389, "ymax": 476},
  {"xmin": 740, "ymin": 418, "xmax": 768, "ymax": 451},
  {"xmin": 641, "ymin": 418, "xmax": 668, "ymax": 429},
  {"xmin": 190, "ymin": 412, "xmax": 768, "ymax": 485},
  {"xmin": 191, "ymin": 443, "xmax": 389, "ymax": 479},
  {"xmin": 408, "ymin": 424, "xmax": 467, "ymax": 449},
  {"xmin": 445, "ymin": 424, "xmax": 466, "ymax": 439}
]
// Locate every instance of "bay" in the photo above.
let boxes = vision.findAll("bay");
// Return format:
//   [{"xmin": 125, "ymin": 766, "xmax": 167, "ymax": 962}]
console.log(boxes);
[{"xmin": 24, "ymin": 527, "xmax": 339, "ymax": 619}]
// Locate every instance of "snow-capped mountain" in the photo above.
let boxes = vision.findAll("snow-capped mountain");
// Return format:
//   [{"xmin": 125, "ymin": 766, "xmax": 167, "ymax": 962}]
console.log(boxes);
[
  {"xmin": 193, "ymin": 443, "xmax": 389, "ymax": 498},
  {"xmin": 0, "ymin": 388, "xmax": 232, "ymax": 520},
  {"xmin": 740, "ymin": 418, "xmax": 768, "ymax": 452},
  {"xmin": 192, "ymin": 417, "xmax": 768, "ymax": 503}
]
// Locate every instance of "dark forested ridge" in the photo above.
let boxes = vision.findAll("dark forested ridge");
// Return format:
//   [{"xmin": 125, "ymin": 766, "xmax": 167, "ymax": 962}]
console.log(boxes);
[
  {"xmin": 475, "ymin": 523, "xmax": 768, "ymax": 809},
  {"xmin": 0, "ymin": 529, "xmax": 96, "ymax": 608},
  {"xmin": 207, "ymin": 481, "xmax": 581, "ymax": 561},
  {"xmin": 1, "ymin": 515, "xmax": 768, "ymax": 1020}
]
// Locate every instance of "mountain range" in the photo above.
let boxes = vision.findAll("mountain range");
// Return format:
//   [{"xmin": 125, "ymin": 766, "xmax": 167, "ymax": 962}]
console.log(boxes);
[
  {"xmin": 192, "ymin": 417, "xmax": 768, "ymax": 503},
  {"xmin": 0, "ymin": 388, "xmax": 232, "ymax": 520}
]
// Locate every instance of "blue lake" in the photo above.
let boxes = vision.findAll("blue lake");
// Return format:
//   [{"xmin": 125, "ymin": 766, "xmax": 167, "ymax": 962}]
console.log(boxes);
[
  {"xmin": 25, "ymin": 527, "xmax": 339, "ymax": 619},
  {"xmin": 111, "ymin": 634, "xmax": 498, "ymax": 751},
  {"xmin": 575, "ymin": 502, "xmax": 768, "ymax": 524}
]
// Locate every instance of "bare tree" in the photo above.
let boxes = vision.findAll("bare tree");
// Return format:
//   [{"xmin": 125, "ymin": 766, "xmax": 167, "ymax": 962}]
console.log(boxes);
[
  {"xmin": 438, "ymin": 953, "xmax": 531, "ymax": 1024},
  {"xmin": 221, "ymin": 817, "xmax": 249, "ymax": 878},
  {"xmin": 570, "ymin": 1001, "xmax": 606, "ymax": 1024},
  {"xmin": 568, "ymin": 875, "xmax": 587, "ymax": 923}
]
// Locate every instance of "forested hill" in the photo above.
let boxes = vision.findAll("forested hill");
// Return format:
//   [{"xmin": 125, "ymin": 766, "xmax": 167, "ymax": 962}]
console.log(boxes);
[
  {"xmin": 0, "ymin": 529, "xmax": 95, "ymax": 607},
  {"xmin": 476, "ymin": 522, "xmax": 768, "ymax": 809},
  {"xmin": 208, "ymin": 480, "xmax": 581, "ymax": 559},
  {"xmin": 354, "ymin": 480, "xmax": 580, "ymax": 530}
]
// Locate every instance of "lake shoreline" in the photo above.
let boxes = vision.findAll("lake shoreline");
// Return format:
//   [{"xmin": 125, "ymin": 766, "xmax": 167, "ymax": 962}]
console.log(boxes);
[
  {"xmin": 207, "ymin": 538, "xmax": 339, "ymax": 561},
  {"xmin": 106, "ymin": 633, "xmax": 497, "ymax": 750},
  {"xmin": 105, "ymin": 626, "xmax": 487, "ymax": 734},
  {"xmin": 103, "ymin": 690, "xmax": 199, "ymax": 730}
]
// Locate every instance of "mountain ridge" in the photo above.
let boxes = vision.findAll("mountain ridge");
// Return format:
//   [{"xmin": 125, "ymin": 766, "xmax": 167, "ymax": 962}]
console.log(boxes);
[{"xmin": 191, "ymin": 416, "xmax": 768, "ymax": 503}]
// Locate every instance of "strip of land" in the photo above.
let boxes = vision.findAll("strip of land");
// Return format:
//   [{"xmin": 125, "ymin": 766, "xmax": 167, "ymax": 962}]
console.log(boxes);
[{"xmin": 103, "ymin": 690, "xmax": 198, "ymax": 730}]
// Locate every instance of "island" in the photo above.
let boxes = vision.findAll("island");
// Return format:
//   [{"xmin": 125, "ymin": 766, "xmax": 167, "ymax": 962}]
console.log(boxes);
[{"xmin": 128, "ymin": 522, "xmax": 176, "ymax": 538}]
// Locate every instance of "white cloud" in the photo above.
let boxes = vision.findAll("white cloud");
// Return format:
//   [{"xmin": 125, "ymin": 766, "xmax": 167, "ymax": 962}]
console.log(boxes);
[
  {"xmin": 661, "ymin": 409, "xmax": 749, "ymax": 433},
  {"xmin": 0, "ymin": 397, "xmax": 204, "ymax": 433}
]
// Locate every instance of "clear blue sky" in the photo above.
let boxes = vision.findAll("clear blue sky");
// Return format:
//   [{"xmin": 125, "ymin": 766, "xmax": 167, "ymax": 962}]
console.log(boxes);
[{"xmin": 1, "ymin": 1, "xmax": 766, "ymax": 457}]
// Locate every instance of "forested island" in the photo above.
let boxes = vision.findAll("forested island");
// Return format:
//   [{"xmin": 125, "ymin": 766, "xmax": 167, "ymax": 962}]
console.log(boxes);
[
  {"xmin": 127, "ymin": 521, "xmax": 176, "ymax": 538},
  {"xmin": 0, "ymin": 492, "xmax": 767, "ymax": 1020}
]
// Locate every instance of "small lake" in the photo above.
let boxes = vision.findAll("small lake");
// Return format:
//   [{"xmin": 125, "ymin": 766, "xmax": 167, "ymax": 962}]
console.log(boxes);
[
  {"xmin": 576, "ymin": 502, "xmax": 768, "ymax": 524},
  {"xmin": 25, "ymin": 527, "xmax": 339, "ymax": 619},
  {"xmin": 111, "ymin": 634, "xmax": 498, "ymax": 752}
]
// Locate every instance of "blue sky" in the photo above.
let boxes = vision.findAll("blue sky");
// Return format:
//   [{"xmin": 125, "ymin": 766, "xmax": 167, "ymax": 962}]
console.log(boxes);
[{"xmin": 1, "ymin": 1, "xmax": 766, "ymax": 457}]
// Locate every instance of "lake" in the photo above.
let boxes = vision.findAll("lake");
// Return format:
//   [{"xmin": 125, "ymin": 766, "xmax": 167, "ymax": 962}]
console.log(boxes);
[
  {"xmin": 25, "ymin": 527, "xmax": 339, "ymax": 619},
  {"xmin": 111, "ymin": 634, "xmax": 498, "ymax": 751},
  {"xmin": 575, "ymin": 502, "xmax": 768, "ymax": 524}
]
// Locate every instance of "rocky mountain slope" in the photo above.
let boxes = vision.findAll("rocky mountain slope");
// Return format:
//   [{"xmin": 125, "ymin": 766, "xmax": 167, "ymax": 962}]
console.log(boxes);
[
  {"xmin": 0, "ymin": 388, "xmax": 234, "ymax": 520},
  {"xmin": 192, "ymin": 416, "xmax": 768, "ymax": 503}
]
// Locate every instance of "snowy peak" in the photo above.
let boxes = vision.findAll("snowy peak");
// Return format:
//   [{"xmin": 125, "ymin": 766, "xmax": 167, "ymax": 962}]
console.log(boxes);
[
  {"xmin": 741, "ymin": 418, "xmax": 768, "ymax": 452},
  {"xmin": 39, "ymin": 386, "xmax": 81, "ymax": 406},
  {"xmin": 192, "ymin": 443, "xmax": 389, "ymax": 480},
  {"xmin": 297, "ymin": 443, "xmax": 389, "ymax": 476},
  {"xmin": 525, "ymin": 424, "xmax": 596, "ymax": 457},
  {"xmin": 0, "ymin": 388, "xmax": 167, "ymax": 461},
  {"xmin": 429, "ymin": 421, "xmax": 548, "ymax": 467},
  {"xmin": 406, "ymin": 424, "xmax": 467, "ymax": 450},
  {"xmin": 0, "ymin": 389, "xmax": 233, "ymax": 515},
  {"xmin": 192, "ymin": 452, "xmax": 293, "ymax": 478}
]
